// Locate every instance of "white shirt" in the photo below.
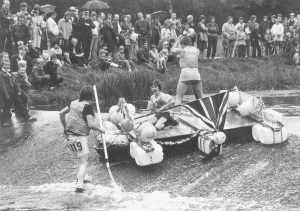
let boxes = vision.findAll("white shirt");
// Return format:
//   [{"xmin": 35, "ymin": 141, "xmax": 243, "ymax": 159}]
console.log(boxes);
[
  {"xmin": 47, "ymin": 17, "xmax": 59, "ymax": 36},
  {"xmin": 271, "ymin": 23, "xmax": 284, "ymax": 41},
  {"xmin": 91, "ymin": 20, "xmax": 99, "ymax": 35}
]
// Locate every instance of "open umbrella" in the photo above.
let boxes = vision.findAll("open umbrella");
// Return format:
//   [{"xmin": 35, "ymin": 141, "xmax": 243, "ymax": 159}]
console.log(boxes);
[
  {"xmin": 151, "ymin": 11, "xmax": 169, "ymax": 21},
  {"xmin": 82, "ymin": 0, "xmax": 109, "ymax": 10},
  {"xmin": 40, "ymin": 4, "xmax": 56, "ymax": 14}
]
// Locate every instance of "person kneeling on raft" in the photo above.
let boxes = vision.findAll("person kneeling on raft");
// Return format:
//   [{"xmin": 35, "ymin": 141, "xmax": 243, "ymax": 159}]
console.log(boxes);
[{"xmin": 147, "ymin": 80, "xmax": 175, "ymax": 130}]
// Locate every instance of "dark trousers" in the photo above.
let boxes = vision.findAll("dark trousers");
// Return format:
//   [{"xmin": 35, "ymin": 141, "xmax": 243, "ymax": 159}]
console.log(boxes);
[
  {"xmin": 138, "ymin": 35, "xmax": 149, "ymax": 48},
  {"xmin": 1, "ymin": 94, "xmax": 30, "ymax": 123},
  {"xmin": 0, "ymin": 30, "xmax": 9, "ymax": 52},
  {"xmin": 49, "ymin": 74, "xmax": 64, "ymax": 87},
  {"xmin": 265, "ymin": 42, "xmax": 272, "ymax": 56},
  {"xmin": 251, "ymin": 39, "xmax": 261, "ymax": 57},
  {"xmin": 237, "ymin": 45, "xmax": 246, "ymax": 58},
  {"xmin": 207, "ymin": 36, "xmax": 217, "ymax": 58},
  {"xmin": 70, "ymin": 55, "xmax": 88, "ymax": 67},
  {"xmin": 80, "ymin": 35, "xmax": 92, "ymax": 60}
]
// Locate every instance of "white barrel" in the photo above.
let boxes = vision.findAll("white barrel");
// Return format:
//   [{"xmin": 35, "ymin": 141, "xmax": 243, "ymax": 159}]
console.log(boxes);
[
  {"xmin": 228, "ymin": 91, "xmax": 241, "ymax": 108},
  {"xmin": 211, "ymin": 132, "xmax": 226, "ymax": 144},
  {"xmin": 259, "ymin": 126, "xmax": 288, "ymax": 145},
  {"xmin": 262, "ymin": 109, "xmax": 284, "ymax": 125},
  {"xmin": 252, "ymin": 124, "xmax": 264, "ymax": 142},
  {"xmin": 109, "ymin": 105, "xmax": 120, "ymax": 115},
  {"xmin": 130, "ymin": 140, "xmax": 164, "ymax": 166},
  {"xmin": 236, "ymin": 97, "xmax": 257, "ymax": 116},
  {"xmin": 109, "ymin": 111, "xmax": 124, "ymax": 125},
  {"xmin": 140, "ymin": 125, "xmax": 158, "ymax": 142}
]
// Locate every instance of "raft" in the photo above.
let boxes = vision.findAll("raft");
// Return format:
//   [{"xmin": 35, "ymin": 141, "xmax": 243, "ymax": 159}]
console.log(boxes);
[{"xmin": 96, "ymin": 89, "xmax": 289, "ymax": 165}]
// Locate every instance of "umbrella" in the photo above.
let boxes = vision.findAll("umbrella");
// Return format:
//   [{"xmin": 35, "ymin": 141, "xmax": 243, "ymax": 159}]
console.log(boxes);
[
  {"xmin": 151, "ymin": 11, "xmax": 169, "ymax": 21},
  {"xmin": 40, "ymin": 4, "xmax": 56, "ymax": 14},
  {"xmin": 82, "ymin": 0, "xmax": 109, "ymax": 10}
]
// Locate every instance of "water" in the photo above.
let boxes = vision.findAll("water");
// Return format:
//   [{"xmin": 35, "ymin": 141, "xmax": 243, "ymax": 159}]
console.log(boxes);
[
  {"xmin": 0, "ymin": 183, "xmax": 281, "ymax": 211},
  {"xmin": 1, "ymin": 91, "xmax": 300, "ymax": 210}
]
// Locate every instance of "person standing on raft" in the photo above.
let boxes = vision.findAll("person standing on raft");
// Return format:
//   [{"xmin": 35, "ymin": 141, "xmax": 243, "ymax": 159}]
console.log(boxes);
[
  {"xmin": 170, "ymin": 35, "xmax": 204, "ymax": 107},
  {"xmin": 59, "ymin": 85, "xmax": 105, "ymax": 193}
]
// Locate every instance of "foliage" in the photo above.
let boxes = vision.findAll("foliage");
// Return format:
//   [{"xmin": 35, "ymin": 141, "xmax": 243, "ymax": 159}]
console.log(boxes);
[{"xmin": 29, "ymin": 56, "xmax": 300, "ymax": 109}]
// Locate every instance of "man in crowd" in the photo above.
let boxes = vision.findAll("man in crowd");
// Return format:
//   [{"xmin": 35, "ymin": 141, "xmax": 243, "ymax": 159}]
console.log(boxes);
[
  {"xmin": 259, "ymin": 16, "xmax": 270, "ymax": 56},
  {"xmin": 288, "ymin": 13, "xmax": 296, "ymax": 26},
  {"xmin": 112, "ymin": 14, "xmax": 123, "ymax": 47},
  {"xmin": 222, "ymin": 16, "xmax": 236, "ymax": 58},
  {"xmin": 0, "ymin": 0, "xmax": 11, "ymax": 53},
  {"xmin": 137, "ymin": 42, "xmax": 156, "ymax": 70},
  {"xmin": 58, "ymin": 11, "xmax": 73, "ymax": 50},
  {"xmin": 135, "ymin": 12, "xmax": 151, "ymax": 48},
  {"xmin": 78, "ymin": 10, "xmax": 95, "ymax": 61}
]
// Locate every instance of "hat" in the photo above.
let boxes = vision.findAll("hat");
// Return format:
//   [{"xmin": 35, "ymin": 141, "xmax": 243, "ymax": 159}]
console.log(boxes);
[
  {"xmin": 271, "ymin": 15, "xmax": 276, "ymax": 18},
  {"xmin": 33, "ymin": 4, "xmax": 41, "ymax": 10},
  {"xmin": 69, "ymin": 6, "xmax": 76, "ymax": 11},
  {"xmin": 290, "ymin": 13, "xmax": 295, "ymax": 16},
  {"xmin": 263, "ymin": 16, "xmax": 268, "ymax": 19},
  {"xmin": 119, "ymin": 46, "xmax": 124, "ymax": 49},
  {"xmin": 91, "ymin": 11, "xmax": 97, "ymax": 17},
  {"xmin": 64, "ymin": 11, "xmax": 71, "ymax": 17},
  {"xmin": 20, "ymin": 2, "xmax": 27, "ymax": 8},
  {"xmin": 163, "ymin": 41, "xmax": 169, "ymax": 45}
]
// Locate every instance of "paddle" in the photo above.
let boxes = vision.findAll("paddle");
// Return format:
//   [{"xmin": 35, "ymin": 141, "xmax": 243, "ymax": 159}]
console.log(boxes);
[{"xmin": 93, "ymin": 85, "xmax": 120, "ymax": 190}]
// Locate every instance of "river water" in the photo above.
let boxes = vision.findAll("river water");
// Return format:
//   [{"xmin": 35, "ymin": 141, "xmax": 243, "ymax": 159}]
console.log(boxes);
[{"xmin": 0, "ymin": 91, "xmax": 300, "ymax": 211}]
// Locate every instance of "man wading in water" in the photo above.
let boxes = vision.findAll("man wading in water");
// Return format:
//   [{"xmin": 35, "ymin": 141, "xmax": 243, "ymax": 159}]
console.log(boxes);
[
  {"xmin": 59, "ymin": 85, "xmax": 105, "ymax": 193},
  {"xmin": 170, "ymin": 35, "xmax": 204, "ymax": 109}
]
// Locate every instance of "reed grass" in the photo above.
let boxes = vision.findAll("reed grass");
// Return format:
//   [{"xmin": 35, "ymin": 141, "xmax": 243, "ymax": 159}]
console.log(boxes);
[{"xmin": 29, "ymin": 56, "xmax": 300, "ymax": 108}]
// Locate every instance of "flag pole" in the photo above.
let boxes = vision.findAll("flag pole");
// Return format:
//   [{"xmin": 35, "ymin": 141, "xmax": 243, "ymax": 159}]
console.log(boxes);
[{"xmin": 93, "ymin": 85, "xmax": 119, "ymax": 190}]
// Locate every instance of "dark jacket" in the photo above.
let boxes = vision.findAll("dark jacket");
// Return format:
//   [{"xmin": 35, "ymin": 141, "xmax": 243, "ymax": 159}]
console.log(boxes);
[
  {"xmin": 100, "ymin": 21, "xmax": 117, "ymax": 52},
  {"xmin": 31, "ymin": 65, "xmax": 48, "ymax": 83},
  {"xmin": 10, "ymin": 55, "xmax": 33, "ymax": 75},
  {"xmin": 0, "ymin": 70, "xmax": 20, "ymax": 100},
  {"xmin": 0, "ymin": 8, "xmax": 11, "ymax": 33},
  {"xmin": 11, "ymin": 24, "xmax": 31, "ymax": 45},
  {"xmin": 135, "ymin": 19, "xmax": 151, "ymax": 36},
  {"xmin": 259, "ymin": 21, "xmax": 270, "ymax": 41},
  {"xmin": 137, "ymin": 48, "xmax": 150, "ymax": 64},
  {"xmin": 77, "ymin": 18, "xmax": 95, "ymax": 39}
]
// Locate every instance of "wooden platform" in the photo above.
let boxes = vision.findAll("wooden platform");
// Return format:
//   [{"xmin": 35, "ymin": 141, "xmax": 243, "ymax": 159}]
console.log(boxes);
[{"xmin": 134, "ymin": 108, "xmax": 258, "ymax": 140}]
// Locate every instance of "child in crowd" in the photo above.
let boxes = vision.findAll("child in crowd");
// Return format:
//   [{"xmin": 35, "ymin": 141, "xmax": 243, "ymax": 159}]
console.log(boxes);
[
  {"xmin": 149, "ymin": 44, "xmax": 160, "ymax": 69},
  {"xmin": 31, "ymin": 58, "xmax": 50, "ymax": 90},
  {"xmin": 98, "ymin": 49, "xmax": 119, "ymax": 71},
  {"xmin": 158, "ymin": 41, "xmax": 169, "ymax": 72},
  {"xmin": 114, "ymin": 45, "xmax": 137, "ymax": 72},
  {"xmin": 236, "ymin": 26, "xmax": 246, "ymax": 58},
  {"xmin": 43, "ymin": 55, "xmax": 64, "ymax": 90},
  {"xmin": 59, "ymin": 85, "xmax": 105, "ymax": 193},
  {"xmin": 12, "ymin": 60, "xmax": 31, "ymax": 110},
  {"xmin": 147, "ymin": 80, "xmax": 176, "ymax": 130},
  {"xmin": 264, "ymin": 29, "xmax": 273, "ymax": 56},
  {"xmin": 0, "ymin": 58, "xmax": 36, "ymax": 127},
  {"xmin": 50, "ymin": 42, "xmax": 64, "ymax": 66},
  {"xmin": 129, "ymin": 27, "xmax": 139, "ymax": 62}
]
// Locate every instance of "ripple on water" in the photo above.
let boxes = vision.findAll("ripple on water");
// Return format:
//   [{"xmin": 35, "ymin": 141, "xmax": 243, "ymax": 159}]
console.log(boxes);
[{"xmin": 0, "ymin": 183, "xmax": 290, "ymax": 211}]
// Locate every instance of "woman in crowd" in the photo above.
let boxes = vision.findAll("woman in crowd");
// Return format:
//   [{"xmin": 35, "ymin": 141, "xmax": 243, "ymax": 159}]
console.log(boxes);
[
  {"xmin": 101, "ymin": 14, "xmax": 117, "ymax": 54},
  {"xmin": 197, "ymin": 15, "xmax": 208, "ymax": 59},
  {"xmin": 171, "ymin": 36, "xmax": 203, "ymax": 108},
  {"xmin": 31, "ymin": 4, "xmax": 44, "ymax": 51},
  {"xmin": 206, "ymin": 16, "xmax": 219, "ymax": 59}
]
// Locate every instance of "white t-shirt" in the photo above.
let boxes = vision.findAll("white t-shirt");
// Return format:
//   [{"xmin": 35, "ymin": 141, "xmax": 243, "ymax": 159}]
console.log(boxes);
[
  {"xmin": 47, "ymin": 17, "xmax": 59, "ymax": 36},
  {"xmin": 92, "ymin": 20, "xmax": 99, "ymax": 35},
  {"xmin": 150, "ymin": 92, "xmax": 173, "ymax": 109}
]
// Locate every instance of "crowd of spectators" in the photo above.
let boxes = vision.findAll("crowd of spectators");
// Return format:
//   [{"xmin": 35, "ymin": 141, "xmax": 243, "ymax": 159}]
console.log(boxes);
[{"xmin": 1, "ymin": 0, "xmax": 300, "ymax": 126}]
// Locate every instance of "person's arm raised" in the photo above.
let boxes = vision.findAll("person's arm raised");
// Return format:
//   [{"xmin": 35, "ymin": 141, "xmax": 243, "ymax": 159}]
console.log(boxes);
[{"xmin": 170, "ymin": 35, "xmax": 183, "ymax": 54}]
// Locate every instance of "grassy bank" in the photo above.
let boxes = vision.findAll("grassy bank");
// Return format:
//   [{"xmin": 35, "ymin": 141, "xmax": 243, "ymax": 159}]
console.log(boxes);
[{"xmin": 29, "ymin": 56, "xmax": 300, "ymax": 108}]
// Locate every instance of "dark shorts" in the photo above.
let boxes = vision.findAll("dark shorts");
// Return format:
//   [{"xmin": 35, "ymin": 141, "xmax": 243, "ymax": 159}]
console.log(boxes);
[
  {"xmin": 180, "ymin": 80, "xmax": 202, "ymax": 86},
  {"xmin": 155, "ymin": 111, "xmax": 171, "ymax": 120}
]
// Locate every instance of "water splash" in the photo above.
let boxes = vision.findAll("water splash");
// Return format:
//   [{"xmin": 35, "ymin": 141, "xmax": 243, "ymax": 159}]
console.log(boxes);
[{"xmin": 0, "ymin": 182, "xmax": 284, "ymax": 211}]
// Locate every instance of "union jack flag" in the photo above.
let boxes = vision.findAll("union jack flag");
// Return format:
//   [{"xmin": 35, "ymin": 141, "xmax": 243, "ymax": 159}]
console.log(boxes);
[{"xmin": 182, "ymin": 92, "xmax": 229, "ymax": 131}]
